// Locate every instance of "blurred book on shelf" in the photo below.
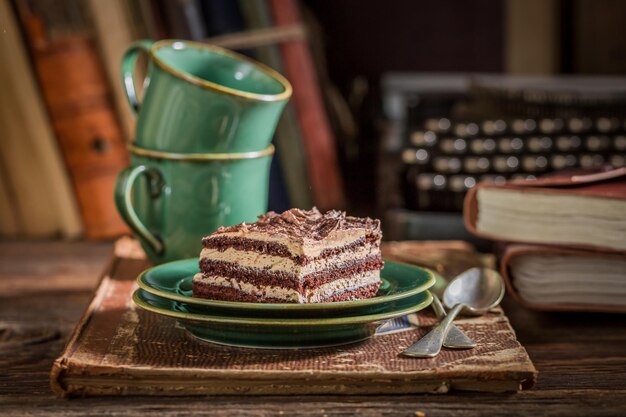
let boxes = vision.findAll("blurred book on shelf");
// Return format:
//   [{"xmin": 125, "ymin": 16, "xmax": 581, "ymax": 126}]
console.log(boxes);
[
  {"xmin": 239, "ymin": 0, "xmax": 313, "ymax": 211},
  {"xmin": 379, "ymin": 73, "xmax": 626, "ymax": 243},
  {"xmin": 269, "ymin": 0, "xmax": 345, "ymax": 210},
  {"xmin": 15, "ymin": 0, "xmax": 130, "ymax": 239},
  {"xmin": 85, "ymin": 0, "xmax": 140, "ymax": 141},
  {"xmin": 0, "ymin": 0, "xmax": 82, "ymax": 238}
]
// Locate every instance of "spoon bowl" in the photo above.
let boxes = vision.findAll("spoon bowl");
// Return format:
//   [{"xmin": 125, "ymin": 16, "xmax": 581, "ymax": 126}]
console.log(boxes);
[{"xmin": 443, "ymin": 267, "xmax": 506, "ymax": 315}]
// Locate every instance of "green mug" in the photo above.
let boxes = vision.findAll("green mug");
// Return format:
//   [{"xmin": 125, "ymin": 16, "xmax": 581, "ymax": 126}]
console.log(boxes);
[
  {"xmin": 114, "ymin": 145, "xmax": 274, "ymax": 263},
  {"xmin": 121, "ymin": 39, "xmax": 292, "ymax": 153}
]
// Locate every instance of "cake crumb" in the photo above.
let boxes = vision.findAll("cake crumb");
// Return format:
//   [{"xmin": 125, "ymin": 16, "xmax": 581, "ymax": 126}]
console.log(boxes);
[{"xmin": 414, "ymin": 411, "xmax": 426, "ymax": 417}]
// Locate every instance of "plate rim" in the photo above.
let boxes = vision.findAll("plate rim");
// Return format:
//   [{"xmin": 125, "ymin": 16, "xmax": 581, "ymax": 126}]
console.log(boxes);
[
  {"xmin": 136, "ymin": 258, "xmax": 436, "ymax": 310},
  {"xmin": 133, "ymin": 288, "xmax": 433, "ymax": 327},
  {"xmin": 184, "ymin": 329, "xmax": 374, "ymax": 350}
]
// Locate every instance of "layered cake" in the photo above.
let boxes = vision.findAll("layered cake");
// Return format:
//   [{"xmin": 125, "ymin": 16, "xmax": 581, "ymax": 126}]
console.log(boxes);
[{"xmin": 193, "ymin": 208, "xmax": 383, "ymax": 303}]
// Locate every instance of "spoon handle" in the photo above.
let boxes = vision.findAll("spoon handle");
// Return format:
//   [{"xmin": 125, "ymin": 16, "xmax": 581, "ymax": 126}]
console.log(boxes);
[
  {"xmin": 431, "ymin": 296, "xmax": 475, "ymax": 349},
  {"xmin": 401, "ymin": 303, "xmax": 464, "ymax": 358}
]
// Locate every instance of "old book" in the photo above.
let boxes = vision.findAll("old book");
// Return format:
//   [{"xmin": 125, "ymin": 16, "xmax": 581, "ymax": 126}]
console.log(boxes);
[
  {"xmin": 464, "ymin": 168, "xmax": 626, "ymax": 252},
  {"xmin": 84, "ymin": 0, "xmax": 137, "ymax": 141},
  {"xmin": 17, "ymin": 3, "xmax": 129, "ymax": 239},
  {"xmin": 269, "ymin": 0, "xmax": 346, "ymax": 210},
  {"xmin": 51, "ymin": 238, "xmax": 536, "ymax": 397},
  {"xmin": 500, "ymin": 244, "xmax": 626, "ymax": 313},
  {"xmin": 0, "ymin": 1, "xmax": 82, "ymax": 238}
]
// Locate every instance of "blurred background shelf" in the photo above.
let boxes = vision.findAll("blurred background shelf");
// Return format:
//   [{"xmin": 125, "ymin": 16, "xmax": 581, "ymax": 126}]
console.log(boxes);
[{"xmin": 2, "ymin": 0, "xmax": 626, "ymax": 241}]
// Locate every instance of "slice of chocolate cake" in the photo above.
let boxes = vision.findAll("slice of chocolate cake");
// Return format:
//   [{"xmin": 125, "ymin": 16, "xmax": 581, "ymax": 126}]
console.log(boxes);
[{"xmin": 193, "ymin": 208, "xmax": 383, "ymax": 303}]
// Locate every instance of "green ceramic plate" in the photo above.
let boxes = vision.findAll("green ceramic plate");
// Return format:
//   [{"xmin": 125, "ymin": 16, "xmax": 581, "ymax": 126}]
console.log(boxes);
[
  {"xmin": 133, "ymin": 288, "xmax": 433, "ymax": 349},
  {"xmin": 137, "ymin": 258, "xmax": 435, "ymax": 318}
]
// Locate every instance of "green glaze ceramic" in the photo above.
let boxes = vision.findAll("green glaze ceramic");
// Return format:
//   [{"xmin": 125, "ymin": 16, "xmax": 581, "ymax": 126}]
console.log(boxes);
[
  {"xmin": 133, "ymin": 288, "xmax": 433, "ymax": 349},
  {"xmin": 121, "ymin": 39, "xmax": 291, "ymax": 153},
  {"xmin": 136, "ymin": 258, "xmax": 436, "ymax": 318},
  {"xmin": 114, "ymin": 146, "xmax": 273, "ymax": 264}
]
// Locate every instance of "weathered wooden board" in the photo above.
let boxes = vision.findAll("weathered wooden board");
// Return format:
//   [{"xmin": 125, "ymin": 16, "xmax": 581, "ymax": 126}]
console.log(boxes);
[{"xmin": 50, "ymin": 240, "xmax": 536, "ymax": 397}]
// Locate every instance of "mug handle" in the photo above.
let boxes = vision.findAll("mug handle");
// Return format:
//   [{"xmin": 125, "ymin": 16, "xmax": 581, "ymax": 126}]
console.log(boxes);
[
  {"xmin": 120, "ymin": 39, "xmax": 155, "ymax": 114},
  {"xmin": 114, "ymin": 165, "xmax": 165, "ymax": 255}
]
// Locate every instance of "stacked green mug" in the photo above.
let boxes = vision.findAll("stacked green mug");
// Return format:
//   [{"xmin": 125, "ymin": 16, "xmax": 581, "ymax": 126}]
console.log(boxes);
[{"xmin": 115, "ymin": 40, "xmax": 292, "ymax": 264}]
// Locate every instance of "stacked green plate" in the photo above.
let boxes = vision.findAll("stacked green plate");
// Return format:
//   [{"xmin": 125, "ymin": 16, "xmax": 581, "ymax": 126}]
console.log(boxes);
[{"xmin": 134, "ymin": 259, "xmax": 435, "ymax": 349}]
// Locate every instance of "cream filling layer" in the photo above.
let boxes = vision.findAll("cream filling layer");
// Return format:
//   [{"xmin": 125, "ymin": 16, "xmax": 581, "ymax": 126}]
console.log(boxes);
[
  {"xmin": 206, "ymin": 229, "xmax": 376, "ymax": 257},
  {"xmin": 193, "ymin": 271, "xmax": 381, "ymax": 303},
  {"xmin": 200, "ymin": 243, "xmax": 380, "ymax": 277}
]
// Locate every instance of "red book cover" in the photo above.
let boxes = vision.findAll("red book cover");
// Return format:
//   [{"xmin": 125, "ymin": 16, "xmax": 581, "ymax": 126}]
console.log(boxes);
[{"xmin": 269, "ymin": 0, "xmax": 346, "ymax": 210}]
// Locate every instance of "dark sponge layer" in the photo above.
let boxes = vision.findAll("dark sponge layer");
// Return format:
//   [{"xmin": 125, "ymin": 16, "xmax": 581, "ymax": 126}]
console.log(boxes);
[
  {"xmin": 192, "ymin": 281, "xmax": 382, "ymax": 304},
  {"xmin": 199, "ymin": 255, "xmax": 383, "ymax": 291}
]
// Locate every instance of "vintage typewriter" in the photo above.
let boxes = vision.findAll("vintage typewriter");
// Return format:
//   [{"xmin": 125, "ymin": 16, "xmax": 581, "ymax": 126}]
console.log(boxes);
[
  {"xmin": 381, "ymin": 74, "xmax": 626, "ymax": 241},
  {"xmin": 402, "ymin": 116, "xmax": 626, "ymax": 212}
]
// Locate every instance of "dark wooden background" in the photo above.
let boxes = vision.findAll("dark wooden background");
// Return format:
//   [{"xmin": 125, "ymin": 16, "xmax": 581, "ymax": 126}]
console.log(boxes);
[{"xmin": 1, "ymin": 240, "xmax": 625, "ymax": 416}]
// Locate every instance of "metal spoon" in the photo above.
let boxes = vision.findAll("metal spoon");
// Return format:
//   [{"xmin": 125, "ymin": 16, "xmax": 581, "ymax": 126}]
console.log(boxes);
[
  {"xmin": 432, "ymin": 294, "xmax": 476, "ymax": 349},
  {"xmin": 401, "ymin": 268, "xmax": 505, "ymax": 358},
  {"xmin": 429, "ymin": 272, "xmax": 474, "ymax": 349}
]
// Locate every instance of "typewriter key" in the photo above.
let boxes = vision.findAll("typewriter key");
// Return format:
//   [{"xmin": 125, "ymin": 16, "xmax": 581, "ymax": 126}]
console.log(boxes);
[
  {"xmin": 556, "ymin": 135, "xmax": 582, "ymax": 151},
  {"xmin": 483, "ymin": 138, "xmax": 496, "ymax": 152},
  {"xmin": 506, "ymin": 156, "xmax": 519, "ymax": 169},
  {"xmin": 585, "ymin": 135, "xmax": 611, "ymax": 151},
  {"xmin": 493, "ymin": 156, "xmax": 508, "ymax": 172},
  {"xmin": 410, "ymin": 130, "xmax": 438, "ymax": 147},
  {"xmin": 449, "ymin": 175, "xmax": 466, "ymax": 192},
  {"xmin": 453, "ymin": 138, "xmax": 467, "ymax": 152},
  {"xmin": 568, "ymin": 118, "xmax": 592, "ymax": 133},
  {"xmin": 433, "ymin": 175, "xmax": 446, "ymax": 189},
  {"xmin": 402, "ymin": 148, "xmax": 430, "ymax": 164},
  {"xmin": 580, "ymin": 154, "xmax": 604, "ymax": 168},
  {"xmin": 551, "ymin": 155, "xmax": 566, "ymax": 169},
  {"xmin": 494, "ymin": 119, "xmax": 507, "ymax": 134},
  {"xmin": 610, "ymin": 154, "xmax": 626, "ymax": 167},
  {"xmin": 536, "ymin": 156, "xmax": 548, "ymax": 169},
  {"xmin": 510, "ymin": 137, "xmax": 523, "ymax": 151},
  {"xmin": 614, "ymin": 135, "xmax": 626, "ymax": 151},
  {"xmin": 466, "ymin": 123, "xmax": 479, "ymax": 136},
  {"xmin": 440, "ymin": 138, "xmax": 455, "ymax": 153},
  {"xmin": 596, "ymin": 117, "xmax": 619, "ymax": 133}
]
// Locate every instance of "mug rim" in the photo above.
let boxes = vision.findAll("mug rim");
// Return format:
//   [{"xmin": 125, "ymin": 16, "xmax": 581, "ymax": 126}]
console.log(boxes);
[
  {"xmin": 149, "ymin": 39, "xmax": 292, "ymax": 102},
  {"xmin": 128, "ymin": 143, "xmax": 275, "ymax": 161}
]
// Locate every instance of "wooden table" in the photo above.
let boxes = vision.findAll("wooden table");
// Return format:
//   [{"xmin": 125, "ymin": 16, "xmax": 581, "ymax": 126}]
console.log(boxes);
[{"xmin": 1, "ymin": 240, "xmax": 625, "ymax": 416}]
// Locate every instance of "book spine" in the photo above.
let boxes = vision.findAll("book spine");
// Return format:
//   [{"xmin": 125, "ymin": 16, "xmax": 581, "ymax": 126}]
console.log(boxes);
[
  {"xmin": 85, "ymin": 0, "xmax": 137, "ymax": 142},
  {"xmin": 26, "ymin": 33, "xmax": 130, "ymax": 239},
  {"xmin": 268, "ymin": 0, "xmax": 346, "ymax": 210},
  {"xmin": 239, "ymin": 0, "xmax": 313, "ymax": 209},
  {"xmin": 0, "ymin": 1, "xmax": 82, "ymax": 238}
]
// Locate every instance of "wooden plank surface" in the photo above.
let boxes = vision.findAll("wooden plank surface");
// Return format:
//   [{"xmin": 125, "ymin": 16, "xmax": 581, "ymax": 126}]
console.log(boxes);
[
  {"xmin": 49, "ymin": 239, "xmax": 535, "ymax": 397},
  {"xmin": 1, "ymin": 240, "xmax": 625, "ymax": 416}
]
